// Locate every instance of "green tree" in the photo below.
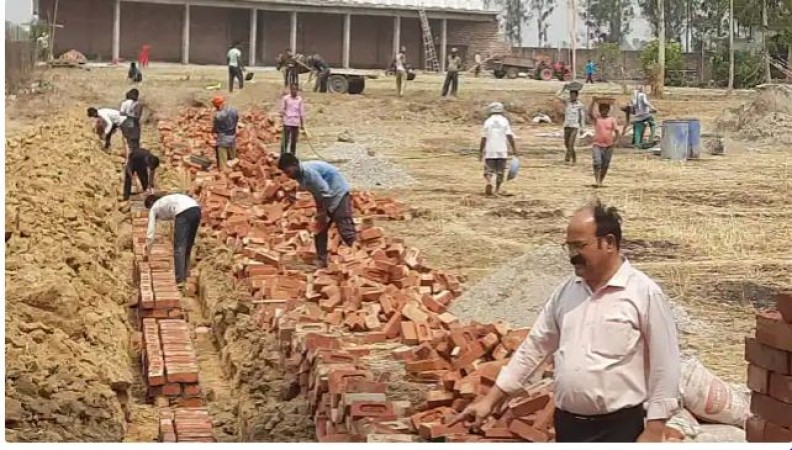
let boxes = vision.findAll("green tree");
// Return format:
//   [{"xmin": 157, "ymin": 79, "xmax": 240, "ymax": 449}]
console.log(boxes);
[
  {"xmin": 639, "ymin": 0, "xmax": 690, "ymax": 44},
  {"xmin": 641, "ymin": 40, "xmax": 685, "ymax": 85},
  {"xmin": 580, "ymin": 0, "xmax": 635, "ymax": 45},
  {"xmin": 485, "ymin": 0, "xmax": 533, "ymax": 45},
  {"xmin": 532, "ymin": 0, "xmax": 556, "ymax": 47}
]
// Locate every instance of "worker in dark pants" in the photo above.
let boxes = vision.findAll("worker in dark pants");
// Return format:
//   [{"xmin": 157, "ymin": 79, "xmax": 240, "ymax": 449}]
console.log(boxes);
[
  {"xmin": 442, "ymin": 48, "xmax": 462, "ymax": 97},
  {"xmin": 123, "ymin": 145, "xmax": 160, "ymax": 200},
  {"xmin": 227, "ymin": 43, "xmax": 244, "ymax": 92},
  {"xmin": 308, "ymin": 53, "xmax": 330, "ymax": 93},
  {"xmin": 88, "ymin": 107, "xmax": 126, "ymax": 151},
  {"xmin": 144, "ymin": 193, "xmax": 202, "ymax": 288},
  {"xmin": 277, "ymin": 49, "xmax": 299, "ymax": 88},
  {"xmin": 278, "ymin": 153, "xmax": 356, "ymax": 268}
]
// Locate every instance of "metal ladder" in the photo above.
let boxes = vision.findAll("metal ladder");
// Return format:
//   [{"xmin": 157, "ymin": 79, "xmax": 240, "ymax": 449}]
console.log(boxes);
[{"xmin": 418, "ymin": 9, "xmax": 440, "ymax": 73}]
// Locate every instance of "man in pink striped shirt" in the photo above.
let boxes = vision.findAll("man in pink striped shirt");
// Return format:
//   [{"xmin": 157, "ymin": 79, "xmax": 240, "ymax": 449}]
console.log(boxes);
[
  {"xmin": 452, "ymin": 201, "xmax": 680, "ymax": 442},
  {"xmin": 280, "ymin": 84, "xmax": 305, "ymax": 155}
]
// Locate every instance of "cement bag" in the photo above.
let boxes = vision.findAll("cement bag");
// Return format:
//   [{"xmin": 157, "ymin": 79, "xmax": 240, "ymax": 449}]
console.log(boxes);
[{"xmin": 680, "ymin": 357, "xmax": 749, "ymax": 427}]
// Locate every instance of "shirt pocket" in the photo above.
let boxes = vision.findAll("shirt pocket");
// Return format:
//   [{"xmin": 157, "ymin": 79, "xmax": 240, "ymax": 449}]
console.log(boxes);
[{"xmin": 590, "ymin": 316, "xmax": 640, "ymax": 359}]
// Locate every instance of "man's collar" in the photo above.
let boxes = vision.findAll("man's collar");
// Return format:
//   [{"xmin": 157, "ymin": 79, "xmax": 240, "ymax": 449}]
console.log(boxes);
[{"xmin": 574, "ymin": 258, "xmax": 633, "ymax": 289}]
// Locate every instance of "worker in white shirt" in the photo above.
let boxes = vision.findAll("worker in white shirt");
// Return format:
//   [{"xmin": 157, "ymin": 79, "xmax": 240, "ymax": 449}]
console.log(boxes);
[
  {"xmin": 227, "ymin": 42, "xmax": 244, "ymax": 93},
  {"xmin": 144, "ymin": 193, "xmax": 202, "ymax": 287},
  {"xmin": 87, "ymin": 107, "xmax": 127, "ymax": 151},
  {"xmin": 120, "ymin": 88, "xmax": 143, "ymax": 150},
  {"xmin": 451, "ymin": 201, "xmax": 680, "ymax": 442},
  {"xmin": 479, "ymin": 102, "xmax": 517, "ymax": 196}
]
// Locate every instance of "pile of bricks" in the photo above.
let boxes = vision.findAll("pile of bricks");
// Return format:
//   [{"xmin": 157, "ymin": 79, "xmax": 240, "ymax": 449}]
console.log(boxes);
[
  {"xmin": 158, "ymin": 107, "xmax": 554, "ymax": 442},
  {"xmin": 745, "ymin": 292, "xmax": 792, "ymax": 442},
  {"xmin": 130, "ymin": 206, "xmax": 214, "ymax": 442}
]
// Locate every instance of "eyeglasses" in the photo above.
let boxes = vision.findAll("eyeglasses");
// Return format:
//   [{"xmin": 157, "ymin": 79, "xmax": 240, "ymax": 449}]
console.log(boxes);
[{"xmin": 561, "ymin": 237, "xmax": 601, "ymax": 253}]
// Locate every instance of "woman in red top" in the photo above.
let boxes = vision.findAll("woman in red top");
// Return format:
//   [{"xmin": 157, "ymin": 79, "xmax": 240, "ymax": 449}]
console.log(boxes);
[
  {"xmin": 587, "ymin": 99, "xmax": 620, "ymax": 187},
  {"xmin": 138, "ymin": 44, "xmax": 151, "ymax": 67}
]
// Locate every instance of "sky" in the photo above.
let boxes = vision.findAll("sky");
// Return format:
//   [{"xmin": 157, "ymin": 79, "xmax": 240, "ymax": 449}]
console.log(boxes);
[{"xmin": 4, "ymin": 0, "xmax": 653, "ymax": 49}]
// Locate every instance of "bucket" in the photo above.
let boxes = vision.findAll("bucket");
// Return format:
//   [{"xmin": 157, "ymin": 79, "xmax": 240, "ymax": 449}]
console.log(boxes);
[
  {"xmin": 661, "ymin": 120, "xmax": 690, "ymax": 160},
  {"xmin": 683, "ymin": 118, "xmax": 701, "ymax": 159}
]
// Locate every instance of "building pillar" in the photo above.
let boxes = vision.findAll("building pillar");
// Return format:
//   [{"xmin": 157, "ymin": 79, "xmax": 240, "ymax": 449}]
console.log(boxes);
[
  {"xmin": 112, "ymin": 0, "xmax": 120, "ymax": 62},
  {"xmin": 249, "ymin": 8, "xmax": 257, "ymax": 66},
  {"xmin": 440, "ymin": 18, "xmax": 448, "ymax": 72},
  {"xmin": 290, "ymin": 11, "xmax": 297, "ymax": 53},
  {"xmin": 343, "ymin": 13, "xmax": 351, "ymax": 69},
  {"xmin": 392, "ymin": 15, "xmax": 401, "ymax": 56},
  {"xmin": 182, "ymin": 4, "xmax": 190, "ymax": 64}
]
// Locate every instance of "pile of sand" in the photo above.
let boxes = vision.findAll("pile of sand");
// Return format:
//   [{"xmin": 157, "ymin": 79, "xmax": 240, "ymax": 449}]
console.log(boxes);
[
  {"xmin": 720, "ymin": 84, "xmax": 792, "ymax": 144},
  {"xmin": 5, "ymin": 117, "xmax": 134, "ymax": 441}
]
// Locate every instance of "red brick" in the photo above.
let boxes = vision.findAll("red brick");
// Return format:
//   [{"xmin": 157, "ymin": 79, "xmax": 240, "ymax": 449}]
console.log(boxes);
[
  {"xmin": 425, "ymin": 390, "xmax": 455, "ymax": 409},
  {"xmin": 415, "ymin": 322, "xmax": 432, "ymax": 343},
  {"xmin": 401, "ymin": 301, "xmax": 429, "ymax": 323},
  {"xmin": 328, "ymin": 370, "xmax": 373, "ymax": 395},
  {"xmin": 746, "ymin": 336, "xmax": 791, "ymax": 374},
  {"xmin": 751, "ymin": 393, "xmax": 792, "ymax": 428},
  {"xmin": 756, "ymin": 311, "xmax": 792, "ymax": 352},
  {"xmin": 509, "ymin": 393, "xmax": 551, "ymax": 418},
  {"xmin": 746, "ymin": 416, "xmax": 766, "ymax": 443},
  {"xmin": 483, "ymin": 424, "xmax": 516, "ymax": 439},
  {"xmin": 453, "ymin": 341, "xmax": 487, "ymax": 371},
  {"xmin": 162, "ymin": 383, "xmax": 182, "ymax": 396},
  {"xmin": 451, "ymin": 397, "xmax": 471, "ymax": 412},
  {"xmin": 501, "ymin": 328, "xmax": 529, "ymax": 352},
  {"xmin": 532, "ymin": 395, "xmax": 555, "ymax": 431},
  {"xmin": 778, "ymin": 292, "xmax": 792, "ymax": 324},
  {"xmin": 183, "ymin": 383, "xmax": 202, "ymax": 397},
  {"xmin": 401, "ymin": 321, "xmax": 418, "ymax": 345},
  {"xmin": 349, "ymin": 401, "xmax": 397, "ymax": 420},
  {"xmin": 508, "ymin": 418, "xmax": 549, "ymax": 442},
  {"xmin": 410, "ymin": 407, "xmax": 453, "ymax": 429},
  {"xmin": 417, "ymin": 421, "xmax": 467, "ymax": 440},
  {"xmin": 406, "ymin": 358, "xmax": 451, "ymax": 373},
  {"xmin": 492, "ymin": 344, "xmax": 510, "ymax": 360},
  {"xmin": 344, "ymin": 380, "xmax": 388, "ymax": 394},
  {"xmin": 360, "ymin": 227, "xmax": 384, "ymax": 242},
  {"xmin": 305, "ymin": 333, "xmax": 341, "ymax": 351},
  {"xmin": 421, "ymin": 294, "xmax": 446, "ymax": 314},
  {"xmin": 383, "ymin": 312, "xmax": 402, "ymax": 339},
  {"xmin": 769, "ymin": 372, "xmax": 792, "ymax": 403},
  {"xmin": 765, "ymin": 422, "xmax": 792, "ymax": 442},
  {"xmin": 748, "ymin": 364, "xmax": 770, "ymax": 394}
]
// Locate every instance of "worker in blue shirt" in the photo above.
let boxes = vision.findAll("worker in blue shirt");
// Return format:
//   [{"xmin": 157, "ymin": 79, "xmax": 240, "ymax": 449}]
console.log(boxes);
[
  {"xmin": 278, "ymin": 153, "xmax": 356, "ymax": 268},
  {"xmin": 585, "ymin": 60, "xmax": 596, "ymax": 84}
]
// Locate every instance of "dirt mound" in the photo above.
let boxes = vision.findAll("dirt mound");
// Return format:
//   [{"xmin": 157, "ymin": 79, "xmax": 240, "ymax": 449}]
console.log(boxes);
[
  {"xmin": 719, "ymin": 84, "xmax": 792, "ymax": 144},
  {"xmin": 5, "ymin": 118, "xmax": 134, "ymax": 441}
]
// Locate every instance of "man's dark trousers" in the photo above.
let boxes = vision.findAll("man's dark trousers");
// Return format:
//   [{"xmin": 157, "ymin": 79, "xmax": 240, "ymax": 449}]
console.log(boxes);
[
  {"xmin": 123, "ymin": 158, "xmax": 149, "ymax": 200},
  {"xmin": 315, "ymin": 194, "xmax": 356, "ymax": 265},
  {"xmin": 228, "ymin": 66, "xmax": 244, "ymax": 92},
  {"xmin": 554, "ymin": 404, "xmax": 645, "ymax": 442},
  {"xmin": 173, "ymin": 206, "xmax": 201, "ymax": 284},
  {"xmin": 442, "ymin": 71, "xmax": 459, "ymax": 96}
]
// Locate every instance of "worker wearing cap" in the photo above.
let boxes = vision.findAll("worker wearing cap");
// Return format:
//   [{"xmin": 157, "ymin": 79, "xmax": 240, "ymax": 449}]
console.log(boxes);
[
  {"xmin": 442, "ymin": 48, "xmax": 463, "ymax": 98},
  {"xmin": 479, "ymin": 102, "xmax": 517, "ymax": 196},
  {"xmin": 211, "ymin": 96, "xmax": 239, "ymax": 171}
]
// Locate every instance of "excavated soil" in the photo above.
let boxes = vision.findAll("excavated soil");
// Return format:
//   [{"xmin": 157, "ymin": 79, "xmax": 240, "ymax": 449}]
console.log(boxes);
[{"xmin": 5, "ymin": 117, "xmax": 137, "ymax": 441}]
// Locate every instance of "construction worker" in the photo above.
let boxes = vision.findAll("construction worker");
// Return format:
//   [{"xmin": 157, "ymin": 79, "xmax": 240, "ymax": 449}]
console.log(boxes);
[
  {"xmin": 277, "ymin": 49, "xmax": 299, "ymax": 88},
  {"xmin": 556, "ymin": 84, "xmax": 585, "ymax": 164},
  {"xmin": 277, "ymin": 153, "xmax": 356, "ymax": 269},
  {"xmin": 585, "ymin": 59, "xmax": 596, "ymax": 84},
  {"xmin": 451, "ymin": 200, "xmax": 680, "ymax": 442},
  {"xmin": 211, "ymin": 96, "xmax": 239, "ymax": 171},
  {"xmin": 280, "ymin": 84, "xmax": 305, "ymax": 155},
  {"xmin": 123, "ymin": 144, "xmax": 160, "ymax": 200},
  {"xmin": 442, "ymin": 48, "xmax": 462, "ymax": 97},
  {"xmin": 120, "ymin": 88, "xmax": 143, "ymax": 150},
  {"xmin": 87, "ymin": 107, "xmax": 127, "ymax": 151},
  {"xmin": 629, "ymin": 86, "xmax": 657, "ymax": 148},
  {"xmin": 394, "ymin": 46, "xmax": 408, "ymax": 97},
  {"xmin": 144, "ymin": 193, "xmax": 202, "ymax": 288},
  {"xmin": 128, "ymin": 62, "xmax": 143, "ymax": 83},
  {"xmin": 307, "ymin": 54, "xmax": 330, "ymax": 93},
  {"xmin": 479, "ymin": 102, "xmax": 517, "ymax": 196},
  {"xmin": 36, "ymin": 32, "xmax": 49, "ymax": 62},
  {"xmin": 473, "ymin": 53, "xmax": 483, "ymax": 78},
  {"xmin": 227, "ymin": 43, "xmax": 244, "ymax": 92},
  {"xmin": 588, "ymin": 99, "xmax": 620, "ymax": 187}
]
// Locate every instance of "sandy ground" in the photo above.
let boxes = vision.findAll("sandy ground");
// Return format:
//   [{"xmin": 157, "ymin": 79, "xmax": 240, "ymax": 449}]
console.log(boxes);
[{"xmin": 6, "ymin": 62, "xmax": 789, "ymax": 406}]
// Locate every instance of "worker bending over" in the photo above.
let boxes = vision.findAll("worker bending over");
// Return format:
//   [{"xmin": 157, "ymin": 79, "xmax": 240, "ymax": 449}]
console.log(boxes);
[
  {"xmin": 629, "ymin": 86, "xmax": 657, "ymax": 148},
  {"xmin": 451, "ymin": 201, "xmax": 680, "ymax": 442},
  {"xmin": 144, "ymin": 193, "xmax": 202, "ymax": 288},
  {"xmin": 307, "ymin": 54, "xmax": 330, "ymax": 93},
  {"xmin": 123, "ymin": 144, "xmax": 159, "ymax": 201},
  {"xmin": 278, "ymin": 153, "xmax": 356, "ymax": 268},
  {"xmin": 88, "ymin": 107, "xmax": 127, "ymax": 151},
  {"xmin": 211, "ymin": 96, "xmax": 239, "ymax": 171},
  {"xmin": 280, "ymin": 84, "xmax": 305, "ymax": 155}
]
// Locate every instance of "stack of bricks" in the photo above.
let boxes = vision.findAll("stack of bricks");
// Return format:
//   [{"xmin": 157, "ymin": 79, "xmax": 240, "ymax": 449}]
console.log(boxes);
[
  {"xmin": 129, "ymin": 204, "xmax": 214, "ymax": 442},
  {"xmin": 745, "ymin": 292, "xmax": 792, "ymax": 442},
  {"xmin": 159, "ymin": 107, "xmax": 555, "ymax": 442}
]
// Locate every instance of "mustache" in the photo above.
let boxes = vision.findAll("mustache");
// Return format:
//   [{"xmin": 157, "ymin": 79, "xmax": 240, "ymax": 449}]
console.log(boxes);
[{"xmin": 570, "ymin": 254, "xmax": 586, "ymax": 266}]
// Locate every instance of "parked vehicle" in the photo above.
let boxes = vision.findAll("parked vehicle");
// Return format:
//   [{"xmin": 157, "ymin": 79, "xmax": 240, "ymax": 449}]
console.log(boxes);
[{"xmin": 487, "ymin": 54, "xmax": 572, "ymax": 81}]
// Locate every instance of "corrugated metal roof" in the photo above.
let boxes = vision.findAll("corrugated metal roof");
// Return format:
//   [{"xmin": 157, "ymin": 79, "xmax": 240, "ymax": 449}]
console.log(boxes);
[{"xmin": 265, "ymin": 0, "xmax": 498, "ymax": 13}]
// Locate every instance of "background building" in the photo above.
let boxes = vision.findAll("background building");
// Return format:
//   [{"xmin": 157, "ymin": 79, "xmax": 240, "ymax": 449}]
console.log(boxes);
[{"xmin": 37, "ymin": 0, "xmax": 510, "ymax": 69}]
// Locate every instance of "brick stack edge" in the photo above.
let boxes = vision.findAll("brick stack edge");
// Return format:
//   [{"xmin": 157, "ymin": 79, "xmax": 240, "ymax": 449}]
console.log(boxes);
[
  {"xmin": 745, "ymin": 292, "xmax": 792, "ymax": 442},
  {"xmin": 156, "ymin": 108, "xmax": 556, "ymax": 442},
  {"xmin": 131, "ymin": 205, "xmax": 214, "ymax": 442}
]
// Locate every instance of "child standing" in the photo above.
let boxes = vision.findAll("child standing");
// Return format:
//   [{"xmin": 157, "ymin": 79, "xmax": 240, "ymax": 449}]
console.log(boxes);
[
  {"xmin": 280, "ymin": 84, "xmax": 305, "ymax": 155},
  {"xmin": 587, "ymin": 99, "xmax": 620, "ymax": 187}
]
